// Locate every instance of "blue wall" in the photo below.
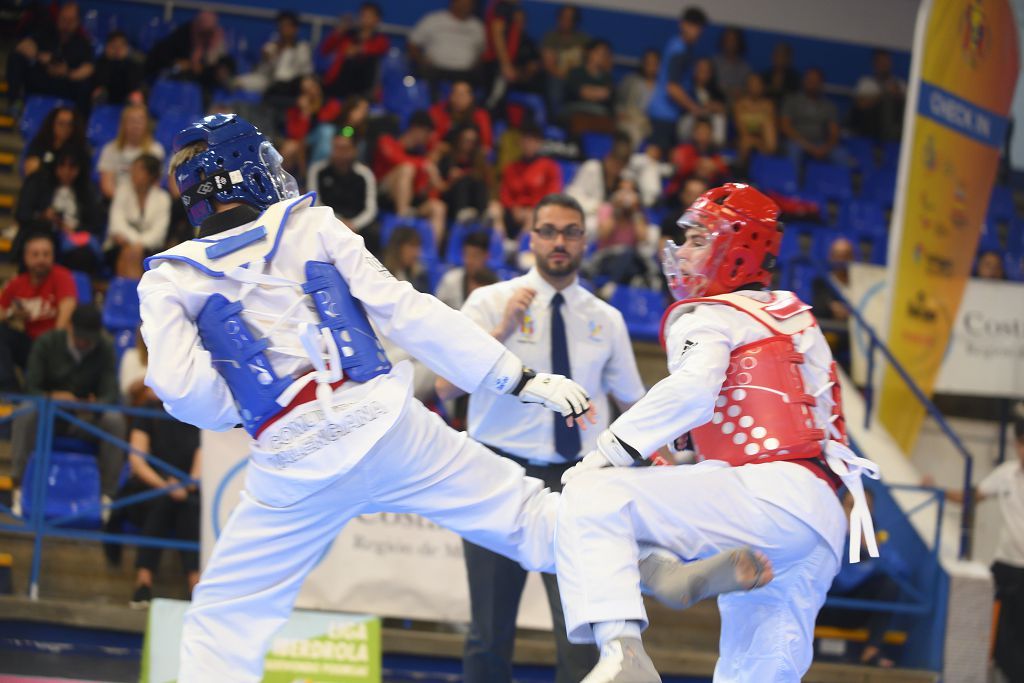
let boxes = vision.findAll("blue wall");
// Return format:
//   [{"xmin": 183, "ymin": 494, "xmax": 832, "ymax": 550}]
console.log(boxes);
[{"xmin": 79, "ymin": 0, "xmax": 911, "ymax": 88}]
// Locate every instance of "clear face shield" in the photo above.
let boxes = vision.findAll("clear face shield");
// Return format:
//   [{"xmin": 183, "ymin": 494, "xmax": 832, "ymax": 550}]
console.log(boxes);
[
  {"xmin": 661, "ymin": 209, "xmax": 734, "ymax": 300},
  {"xmin": 259, "ymin": 140, "xmax": 300, "ymax": 202}
]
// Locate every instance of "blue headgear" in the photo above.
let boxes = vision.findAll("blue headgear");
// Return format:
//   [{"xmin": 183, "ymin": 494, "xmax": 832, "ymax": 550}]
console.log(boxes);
[{"xmin": 172, "ymin": 114, "xmax": 299, "ymax": 228}]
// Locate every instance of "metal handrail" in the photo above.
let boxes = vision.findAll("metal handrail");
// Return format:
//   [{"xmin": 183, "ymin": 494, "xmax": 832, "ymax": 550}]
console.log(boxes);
[
  {"xmin": 820, "ymin": 274, "xmax": 975, "ymax": 559},
  {"xmin": 0, "ymin": 395, "xmax": 201, "ymax": 599}
]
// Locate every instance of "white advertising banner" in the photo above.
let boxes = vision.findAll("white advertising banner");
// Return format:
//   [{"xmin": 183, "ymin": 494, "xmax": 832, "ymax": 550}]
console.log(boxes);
[
  {"xmin": 200, "ymin": 429, "xmax": 554, "ymax": 630},
  {"xmin": 847, "ymin": 263, "xmax": 1024, "ymax": 399}
]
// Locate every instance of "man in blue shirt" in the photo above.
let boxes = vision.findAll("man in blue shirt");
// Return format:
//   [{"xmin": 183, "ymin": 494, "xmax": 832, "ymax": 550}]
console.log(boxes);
[{"xmin": 648, "ymin": 7, "xmax": 708, "ymax": 153}]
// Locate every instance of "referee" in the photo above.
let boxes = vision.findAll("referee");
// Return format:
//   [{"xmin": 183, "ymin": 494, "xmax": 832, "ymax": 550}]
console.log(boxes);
[{"xmin": 437, "ymin": 193, "xmax": 646, "ymax": 683}]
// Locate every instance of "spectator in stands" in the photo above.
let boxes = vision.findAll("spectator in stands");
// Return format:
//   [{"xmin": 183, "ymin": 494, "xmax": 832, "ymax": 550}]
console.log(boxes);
[
  {"xmin": 319, "ymin": 3, "xmax": 389, "ymax": 101},
  {"xmin": 762, "ymin": 42, "xmax": 800, "ymax": 104},
  {"xmin": 498, "ymin": 120, "xmax": 562, "ymax": 238},
  {"xmin": 278, "ymin": 75, "xmax": 324, "ymax": 185},
  {"xmin": 234, "ymin": 10, "xmax": 312, "ymax": 103},
  {"xmin": 309, "ymin": 94, "xmax": 375, "ymax": 166},
  {"xmin": 540, "ymin": 4, "xmax": 589, "ymax": 115},
  {"xmin": 124, "ymin": 402, "xmax": 202, "ymax": 607},
  {"xmin": 0, "ymin": 233, "xmax": 77, "ymax": 392},
  {"xmin": 97, "ymin": 103, "xmax": 165, "ymax": 200},
  {"xmin": 562, "ymin": 39, "xmax": 616, "ymax": 136},
  {"xmin": 924, "ymin": 419, "xmax": 1024, "ymax": 683},
  {"xmin": 11, "ymin": 305, "xmax": 125, "ymax": 509},
  {"xmin": 145, "ymin": 10, "xmax": 235, "ymax": 101},
  {"xmin": 16, "ymin": 150, "xmax": 102, "ymax": 275},
  {"xmin": 374, "ymin": 111, "xmax": 447, "ymax": 245},
  {"xmin": 566, "ymin": 131, "xmax": 631, "ymax": 233},
  {"xmin": 712, "ymin": 27, "xmax": 752, "ymax": 103},
  {"xmin": 625, "ymin": 143, "xmax": 665, "ymax": 209},
  {"xmin": 22, "ymin": 105, "xmax": 89, "ymax": 177},
  {"xmin": 590, "ymin": 176, "xmax": 652, "ymax": 285},
  {"xmin": 975, "ymin": 250, "xmax": 1006, "ymax": 280},
  {"xmin": 481, "ymin": 0, "xmax": 540, "ymax": 102},
  {"xmin": 429, "ymin": 79, "xmax": 494, "ymax": 152},
  {"xmin": 7, "ymin": 2, "xmax": 94, "ymax": 109},
  {"xmin": 818, "ymin": 489, "xmax": 907, "ymax": 668},
  {"xmin": 409, "ymin": 0, "xmax": 487, "ymax": 93},
  {"xmin": 780, "ymin": 67, "xmax": 843, "ymax": 170},
  {"xmin": 616, "ymin": 48, "xmax": 660, "ymax": 149},
  {"xmin": 309, "ymin": 132, "xmax": 378, "ymax": 248},
  {"xmin": 850, "ymin": 50, "xmax": 906, "ymax": 143},
  {"xmin": 383, "ymin": 226, "xmax": 431, "ymax": 293},
  {"xmin": 119, "ymin": 328, "xmax": 154, "ymax": 407},
  {"xmin": 733, "ymin": 72, "xmax": 778, "ymax": 168},
  {"xmin": 438, "ymin": 124, "xmax": 497, "ymax": 226},
  {"xmin": 677, "ymin": 57, "xmax": 728, "ymax": 146},
  {"xmin": 811, "ymin": 236, "xmax": 854, "ymax": 360},
  {"xmin": 647, "ymin": 7, "xmax": 708, "ymax": 153},
  {"xmin": 104, "ymin": 154, "xmax": 171, "ymax": 280},
  {"xmin": 435, "ymin": 230, "xmax": 498, "ymax": 309},
  {"xmin": 660, "ymin": 176, "xmax": 708, "ymax": 246},
  {"xmin": 666, "ymin": 117, "xmax": 727, "ymax": 195},
  {"xmin": 91, "ymin": 31, "xmax": 145, "ymax": 106}
]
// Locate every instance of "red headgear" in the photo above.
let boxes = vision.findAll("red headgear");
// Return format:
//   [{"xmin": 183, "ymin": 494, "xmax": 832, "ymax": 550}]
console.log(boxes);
[{"xmin": 662, "ymin": 183, "xmax": 782, "ymax": 299}]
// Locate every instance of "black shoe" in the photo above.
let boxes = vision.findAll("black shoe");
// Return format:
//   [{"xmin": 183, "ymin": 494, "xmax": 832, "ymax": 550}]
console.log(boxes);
[{"xmin": 129, "ymin": 584, "xmax": 152, "ymax": 609}]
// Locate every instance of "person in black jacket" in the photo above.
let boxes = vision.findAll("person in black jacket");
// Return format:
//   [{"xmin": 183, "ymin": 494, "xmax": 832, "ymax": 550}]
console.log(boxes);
[
  {"xmin": 92, "ymin": 31, "xmax": 145, "ymax": 106},
  {"xmin": 15, "ymin": 150, "xmax": 103, "ymax": 275}
]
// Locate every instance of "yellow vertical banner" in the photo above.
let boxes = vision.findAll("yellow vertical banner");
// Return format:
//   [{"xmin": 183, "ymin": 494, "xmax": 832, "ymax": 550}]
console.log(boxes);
[{"xmin": 880, "ymin": 0, "xmax": 1019, "ymax": 451}]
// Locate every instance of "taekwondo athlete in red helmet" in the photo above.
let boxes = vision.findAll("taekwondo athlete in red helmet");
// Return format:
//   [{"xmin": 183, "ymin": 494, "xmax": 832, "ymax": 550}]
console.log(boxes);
[{"xmin": 555, "ymin": 183, "xmax": 880, "ymax": 683}]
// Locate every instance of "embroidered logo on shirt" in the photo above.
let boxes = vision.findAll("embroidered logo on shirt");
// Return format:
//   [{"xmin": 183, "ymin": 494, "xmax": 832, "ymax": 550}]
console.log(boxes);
[
  {"xmin": 520, "ymin": 312, "xmax": 535, "ymax": 338},
  {"xmin": 588, "ymin": 320, "xmax": 603, "ymax": 341}
]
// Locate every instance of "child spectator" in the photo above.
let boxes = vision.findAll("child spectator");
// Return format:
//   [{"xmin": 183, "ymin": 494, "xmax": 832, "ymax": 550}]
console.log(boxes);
[
  {"xmin": 567, "ymin": 131, "xmax": 631, "ymax": 233},
  {"xmin": 105, "ymin": 154, "xmax": 172, "ymax": 279},
  {"xmin": 97, "ymin": 103, "xmax": 164, "ymax": 200},
  {"xmin": 665, "ymin": 117, "xmax": 728, "ymax": 195}
]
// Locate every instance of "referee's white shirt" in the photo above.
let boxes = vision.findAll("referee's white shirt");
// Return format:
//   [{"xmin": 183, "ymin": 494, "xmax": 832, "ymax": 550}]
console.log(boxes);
[{"xmin": 461, "ymin": 267, "xmax": 646, "ymax": 464}]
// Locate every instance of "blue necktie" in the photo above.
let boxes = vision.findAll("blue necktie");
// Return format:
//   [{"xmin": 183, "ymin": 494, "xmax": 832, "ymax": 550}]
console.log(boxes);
[{"xmin": 551, "ymin": 292, "xmax": 581, "ymax": 459}]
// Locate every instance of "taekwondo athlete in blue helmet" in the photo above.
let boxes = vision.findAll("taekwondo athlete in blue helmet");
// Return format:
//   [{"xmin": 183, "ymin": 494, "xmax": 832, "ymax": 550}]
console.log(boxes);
[{"xmin": 138, "ymin": 114, "xmax": 595, "ymax": 681}]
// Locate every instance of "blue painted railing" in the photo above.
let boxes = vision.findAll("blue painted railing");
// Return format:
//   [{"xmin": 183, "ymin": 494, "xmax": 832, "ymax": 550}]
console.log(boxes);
[{"xmin": 0, "ymin": 394, "xmax": 200, "ymax": 599}]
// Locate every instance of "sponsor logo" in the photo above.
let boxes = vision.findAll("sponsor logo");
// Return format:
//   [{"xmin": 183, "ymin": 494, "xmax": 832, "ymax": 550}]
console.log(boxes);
[
  {"xmin": 912, "ymin": 243, "xmax": 955, "ymax": 277},
  {"xmin": 960, "ymin": 0, "xmax": 988, "ymax": 68}
]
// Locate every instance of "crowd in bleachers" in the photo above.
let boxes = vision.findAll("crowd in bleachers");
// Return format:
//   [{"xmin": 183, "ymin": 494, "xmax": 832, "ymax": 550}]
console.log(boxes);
[{"xmin": 3, "ymin": 0, "xmax": 1024, "ymax": 607}]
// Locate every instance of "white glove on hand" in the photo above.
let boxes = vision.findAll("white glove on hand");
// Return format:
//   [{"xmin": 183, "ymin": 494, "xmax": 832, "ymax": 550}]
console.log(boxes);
[
  {"xmin": 561, "ymin": 429, "xmax": 640, "ymax": 485},
  {"xmin": 516, "ymin": 371, "xmax": 591, "ymax": 418}
]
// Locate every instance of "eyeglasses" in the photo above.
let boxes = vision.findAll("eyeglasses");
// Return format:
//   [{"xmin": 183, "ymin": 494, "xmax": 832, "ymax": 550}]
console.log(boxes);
[{"xmin": 533, "ymin": 225, "xmax": 586, "ymax": 241}]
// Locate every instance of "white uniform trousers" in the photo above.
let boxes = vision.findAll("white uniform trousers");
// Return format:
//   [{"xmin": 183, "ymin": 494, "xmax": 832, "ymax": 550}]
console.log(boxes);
[
  {"xmin": 180, "ymin": 399, "xmax": 558, "ymax": 682},
  {"xmin": 555, "ymin": 460, "xmax": 844, "ymax": 683}
]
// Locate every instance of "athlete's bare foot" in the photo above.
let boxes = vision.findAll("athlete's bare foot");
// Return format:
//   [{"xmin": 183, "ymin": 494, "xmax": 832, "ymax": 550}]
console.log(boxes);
[{"xmin": 638, "ymin": 546, "xmax": 774, "ymax": 610}]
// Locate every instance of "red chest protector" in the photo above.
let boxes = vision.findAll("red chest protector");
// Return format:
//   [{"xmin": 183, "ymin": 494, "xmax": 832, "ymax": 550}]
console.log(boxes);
[{"xmin": 659, "ymin": 291, "xmax": 847, "ymax": 470}]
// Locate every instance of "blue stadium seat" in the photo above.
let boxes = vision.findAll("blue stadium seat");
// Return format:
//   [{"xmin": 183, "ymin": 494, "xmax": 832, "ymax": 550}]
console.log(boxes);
[
  {"xmin": 114, "ymin": 328, "xmax": 137, "ymax": 369},
  {"xmin": 556, "ymin": 159, "xmax": 580, "ymax": 186},
  {"xmin": 21, "ymin": 451, "xmax": 102, "ymax": 529},
  {"xmin": 842, "ymin": 136, "xmax": 876, "ymax": 173},
  {"xmin": 86, "ymin": 104, "xmax": 123, "ymax": 150},
  {"xmin": 608, "ymin": 286, "xmax": 666, "ymax": 342},
  {"xmin": 1005, "ymin": 252, "xmax": 1024, "ymax": 281},
  {"xmin": 138, "ymin": 16, "xmax": 174, "ymax": 52},
  {"xmin": 803, "ymin": 161, "xmax": 853, "ymax": 202},
  {"xmin": 880, "ymin": 141, "xmax": 901, "ymax": 169},
  {"xmin": 544, "ymin": 124, "xmax": 567, "ymax": 142},
  {"xmin": 102, "ymin": 277, "xmax": 141, "ymax": 333},
  {"xmin": 378, "ymin": 48, "xmax": 411, "ymax": 91},
  {"xmin": 581, "ymin": 132, "xmax": 613, "ymax": 160},
  {"xmin": 987, "ymin": 184, "xmax": 1015, "ymax": 223},
  {"xmin": 154, "ymin": 110, "xmax": 198, "ymax": 156},
  {"xmin": 506, "ymin": 91, "xmax": 547, "ymax": 128},
  {"xmin": 148, "ymin": 79, "xmax": 203, "ymax": 120},
  {"xmin": 19, "ymin": 95, "xmax": 73, "ymax": 142},
  {"xmin": 749, "ymin": 154, "xmax": 798, "ymax": 194},
  {"xmin": 70, "ymin": 270, "xmax": 92, "ymax": 306},
  {"xmin": 381, "ymin": 77, "xmax": 431, "ymax": 130},
  {"xmin": 840, "ymin": 199, "xmax": 888, "ymax": 238},
  {"xmin": 52, "ymin": 436, "xmax": 97, "ymax": 455},
  {"xmin": 862, "ymin": 167, "xmax": 897, "ymax": 207}
]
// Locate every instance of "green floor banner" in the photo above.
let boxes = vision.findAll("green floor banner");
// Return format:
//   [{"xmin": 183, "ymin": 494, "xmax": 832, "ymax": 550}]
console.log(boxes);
[{"xmin": 141, "ymin": 599, "xmax": 381, "ymax": 683}]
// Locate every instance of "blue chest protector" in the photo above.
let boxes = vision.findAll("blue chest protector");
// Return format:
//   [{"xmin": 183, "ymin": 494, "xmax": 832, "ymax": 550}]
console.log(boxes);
[{"xmin": 148, "ymin": 195, "xmax": 391, "ymax": 436}]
